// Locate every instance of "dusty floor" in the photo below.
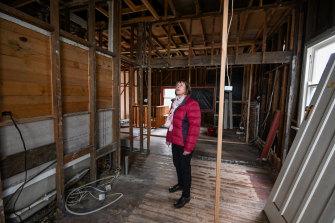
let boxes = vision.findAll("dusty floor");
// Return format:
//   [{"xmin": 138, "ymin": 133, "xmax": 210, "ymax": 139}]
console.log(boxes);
[
  {"xmin": 52, "ymin": 131, "xmax": 274, "ymax": 223},
  {"xmin": 121, "ymin": 127, "xmax": 262, "ymax": 164}
]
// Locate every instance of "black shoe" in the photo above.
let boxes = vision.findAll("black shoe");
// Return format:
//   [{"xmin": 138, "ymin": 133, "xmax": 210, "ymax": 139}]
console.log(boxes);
[
  {"xmin": 173, "ymin": 196, "xmax": 190, "ymax": 208},
  {"xmin": 169, "ymin": 184, "xmax": 183, "ymax": 193}
]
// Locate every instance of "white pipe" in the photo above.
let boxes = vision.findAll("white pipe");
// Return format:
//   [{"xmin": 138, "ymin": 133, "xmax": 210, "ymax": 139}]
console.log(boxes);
[
  {"xmin": 7, "ymin": 168, "xmax": 91, "ymax": 219},
  {"xmin": 8, "ymin": 191, "xmax": 56, "ymax": 219},
  {"xmin": 3, "ymin": 154, "xmax": 90, "ymax": 198}
]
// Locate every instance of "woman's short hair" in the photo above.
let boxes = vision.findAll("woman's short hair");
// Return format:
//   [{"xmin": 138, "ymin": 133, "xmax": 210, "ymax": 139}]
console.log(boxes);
[{"xmin": 176, "ymin": 80, "xmax": 191, "ymax": 95}]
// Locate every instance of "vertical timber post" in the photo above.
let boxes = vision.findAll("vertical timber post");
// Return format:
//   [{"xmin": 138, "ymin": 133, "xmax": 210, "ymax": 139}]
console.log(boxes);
[
  {"xmin": 214, "ymin": 0, "xmax": 229, "ymax": 221},
  {"xmin": 88, "ymin": 0, "xmax": 97, "ymax": 181},
  {"xmin": 50, "ymin": 0, "xmax": 64, "ymax": 208}
]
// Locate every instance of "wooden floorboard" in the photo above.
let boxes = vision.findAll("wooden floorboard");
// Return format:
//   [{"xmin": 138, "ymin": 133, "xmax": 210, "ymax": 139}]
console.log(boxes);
[{"xmin": 57, "ymin": 139, "xmax": 273, "ymax": 223}]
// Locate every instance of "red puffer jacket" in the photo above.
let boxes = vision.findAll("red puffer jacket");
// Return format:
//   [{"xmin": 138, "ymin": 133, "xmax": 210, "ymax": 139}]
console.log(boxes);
[{"xmin": 166, "ymin": 95, "xmax": 201, "ymax": 152}]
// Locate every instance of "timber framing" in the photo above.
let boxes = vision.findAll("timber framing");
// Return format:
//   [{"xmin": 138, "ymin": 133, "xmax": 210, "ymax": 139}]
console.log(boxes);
[{"xmin": 150, "ymin": 51, "xmax": 293, "ymax": 68}]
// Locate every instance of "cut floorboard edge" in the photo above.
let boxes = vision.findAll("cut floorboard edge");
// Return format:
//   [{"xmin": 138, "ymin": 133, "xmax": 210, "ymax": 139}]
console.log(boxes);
[{"xmin": 55, "ymin": 152, "xmax": 272, "ymax": 223}]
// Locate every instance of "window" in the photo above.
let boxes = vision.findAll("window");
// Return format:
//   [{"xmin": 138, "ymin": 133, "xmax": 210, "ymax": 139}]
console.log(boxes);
[
  {"xmin": 162, "ymin": 88, "xmax": 175, "ymax": 107},
  {"xmin": 298, "ymin": 31, "xmax": 335, "ymax": 125}
]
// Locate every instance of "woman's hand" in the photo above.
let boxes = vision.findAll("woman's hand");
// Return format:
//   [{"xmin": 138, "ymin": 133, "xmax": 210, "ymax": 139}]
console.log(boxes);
[
  {"xmin": 166, "ymin": 141, "xmax": 171, "ymax": 147},
  {"xmin": 183, "ymin": 151, "xmax": 191, "ymax": 156}
]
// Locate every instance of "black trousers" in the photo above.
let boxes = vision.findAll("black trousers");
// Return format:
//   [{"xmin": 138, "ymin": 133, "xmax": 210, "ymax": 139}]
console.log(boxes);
[{"xmin": 172, "ymin": 143, "xmax": 193, "ymax": 198}]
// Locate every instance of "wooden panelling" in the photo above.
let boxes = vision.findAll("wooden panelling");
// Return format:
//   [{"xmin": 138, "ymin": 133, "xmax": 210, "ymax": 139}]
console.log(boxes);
[
  {"xmin": 0, "ymin": 18, "xmax": 51, "ymax": 121},
  {"xmin": 60, "ymin": 41, "xmax": 89, "ymax": 114},
  {"xmin": 96, "ymin": 53, "xmax": 113, "ymax": 109},
  {"xmin": 0, "ymin": 143, "xmax": 56, "ymax": 179}
]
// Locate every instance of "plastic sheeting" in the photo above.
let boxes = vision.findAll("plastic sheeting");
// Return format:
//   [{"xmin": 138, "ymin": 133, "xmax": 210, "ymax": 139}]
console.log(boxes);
[{"xmin": 190, "ymin": 88, "xmax": 214, "ymax": 111}]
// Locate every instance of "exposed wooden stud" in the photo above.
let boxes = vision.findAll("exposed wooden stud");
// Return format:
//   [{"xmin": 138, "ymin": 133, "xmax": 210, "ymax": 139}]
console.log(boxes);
[
  {"xmin": 129, "ymin": 68, "xmax": 134, "ymax": 151},
  {"xmin": 124, "ymin": 71, "xmax": 127, "ymax": 119},
  {"xmin": 168, "ymin": 23, "xmax": 171, "ymax": 58},
  {"xmin": 211, "ymin": 17, "xmax": 215, "ymax": 65},
  {"xmin": 111, "ymin": 0, "xmax": 122, "ymax": 168},
  {"xmin": 188, "ymin": 19, "xmax": 193, "ymax": 65},
  {"xmin": 88, "ymin": 0, "xmax": 97, "ymax": 181},
  {"xmin": 246, "ymin": 64, "xmax": 253, "ymax": 143},
  {"xmin": 142, "ymin": 0, "xmax": 160, "ymax": 20},
  {"xmin": 179, "ymin": 22, "xmax": 189, "ymax": 43},
  {"xmin": 262, "ymin": 11, "xmax": 267, "ymax": 63},
  {"xmin": 164, "ymin": 0, "xmax": 168, "ymax": 19},
  {"xmin": 147, "ymin": 24, "xmax": 152, "ymax": 154},
  {"xmin": 279, "ymin": 65, "xmax": 288, "ymax": 161},
  {"xmin": 136, "ymin": 23, "xmax": 146, "ymax": 153},
  {"xmin": 50, "ymin": 0, "xmax": 64, "ymax": 208},
  {"xmin": 215, "ymin": 0, "xmax": 229, "ymax": 221},
  {"xmin": 289, "ymin": 9, "xmax": 295, "ymax": 51},
  {"xmin": 200, "ymin": 18, "xmax": 206, "ymax": 46}
]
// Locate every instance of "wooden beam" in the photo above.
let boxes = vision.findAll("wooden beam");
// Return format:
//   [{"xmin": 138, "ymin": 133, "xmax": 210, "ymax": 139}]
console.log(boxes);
[
  {"xmin": 124, "ymin": 71, "xmax": 127, "ymax": 119},
  {"xmin": 0, "ymin": 2, "xmax": 53, "ymax": 31},
  {"xmin": 96, "ymin": 6, "xmax": 108, "ymax": 17},
  {"xmin": 179, "ymin": 22, "xmax": 189, "ymax": 43},
  {"xmin": 0, "ymin": 143, "xmax": 56, "ymax": 179},
  {"xmin": 50, "ymin": 0, "xmax": 64, "ymax": 208},
  {"xmin": 64, "ymin": 146, "xmax": 93, "ymax": 164},
  {"xmin": 246, "ymin": 64, "xmax": 253, "ymax": 143},
  {"xmin": 129, "ymin": 68, "xmax": 134, "ymax": 151},
  {"xmin": 142, "ymin": 0, "xmax": 160, "ymax": 20},
  {"xmin": 262, "ymin": 11, "xmax": 267, "ymax": 63},
  {"xmin": 136, "ymin": 23, "xmax": 146, "ymax": 152},
  {"xmin": 211, "ymin": 16, "xmax": 215, "ymax": 65},
  {"xmin": 150, "ymin": 51, "xmax": 293, "ymax": 68},
  {"xmin": 147, "ymin": 24, "xmax": 152, "ymax": 154},
  {"xmin": 111, "ymin": 0, "xmax": 122, "ymax": 168},
  {"xmin": 122, "ymin": 4, "xmax": 147, "ymax": 15},
  {"xmin": 11, "ymin": 0, "xmax": 36, "ymax": 8},
  {"xmin": 121, "ymin": 2, "xmax": 295, "ymax": 26},
  {"xmin": 124, "ymin": 0, "xmax": 139, "ymax": 12},
  {"xmin": 200, "ymin": 18, "xmax": 206, "ymax": 45},
  {"xmin": 215, "ymin": 0, "xmax": 229, "ymax": 221},
  {"xmin": 88, "ymin": 0, "xmax": 97, "ymax": 181}
]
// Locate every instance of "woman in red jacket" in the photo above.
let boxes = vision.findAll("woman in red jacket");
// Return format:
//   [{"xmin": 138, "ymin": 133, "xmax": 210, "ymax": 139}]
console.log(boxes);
[{"xmin": 165, "ymin": 80, "xmax": 201, "ymax": 208}]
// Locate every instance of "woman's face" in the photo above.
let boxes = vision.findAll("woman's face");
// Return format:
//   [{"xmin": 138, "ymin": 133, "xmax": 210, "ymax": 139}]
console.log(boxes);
[{"xmin": 176, "ymin": 82, "xmax": 186, "ymax": 96}]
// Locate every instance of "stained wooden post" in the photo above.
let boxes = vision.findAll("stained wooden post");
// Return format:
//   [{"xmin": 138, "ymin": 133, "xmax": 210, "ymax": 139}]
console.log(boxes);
[
  {"xmin": 136, "ymin": 23, "xmax": 146, "ymax": 153},
  {"xmin": 147, "ymin": 24, "xmax": 152, "ymax": 154},
  {"xmin": 129, "ymin": 68, "xmax": 134, "ymax": 151},
  {"xmin": 88, "ymin": 0, "xmax": 97, "ymax": 181},
  {"xmin": 214, "ymin": 0, "xmax": 229, "ymax": 221},
  {"xmin": 110, "ymin": 0, "xmax": 121, "ymax": 168},
  {"xmin": 124, "ymin": 71, "xmax": 127, "ymax": 119},
  {"xmin": 50, "ymin": 0, "xmax": 64, "ymax": 207},
  {"xmin": 129, "ymin": 24, "xmax": 135, "ymax": 152},
  {"xmin": 246, "ymin": 64, "xmax": 253, "ymax": 143},
  {"xmin": 279, "ymin": 65, "xmax": 288, "ymax": 161}
]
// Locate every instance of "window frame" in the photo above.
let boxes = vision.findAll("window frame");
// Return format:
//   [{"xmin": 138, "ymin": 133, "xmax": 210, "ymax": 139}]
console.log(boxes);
[{"xmin": 298, "ymin": 28, "xmax": 335, "ymax": 126}]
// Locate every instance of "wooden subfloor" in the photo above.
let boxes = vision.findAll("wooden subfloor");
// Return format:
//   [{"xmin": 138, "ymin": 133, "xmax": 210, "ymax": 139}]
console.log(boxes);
[{"xmin": 57, "ymin": 140, "xmax": 273, "ymax": 223}]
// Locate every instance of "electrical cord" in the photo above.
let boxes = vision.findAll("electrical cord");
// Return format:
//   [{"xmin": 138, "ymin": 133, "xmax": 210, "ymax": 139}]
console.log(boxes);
[
  {"xmin": 63, "ymin": 169, "xmax": 123, "ymax": 216},
  {"xmin": 8, "ymin": 114, "xmax": 28, "ymax": 222}
]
